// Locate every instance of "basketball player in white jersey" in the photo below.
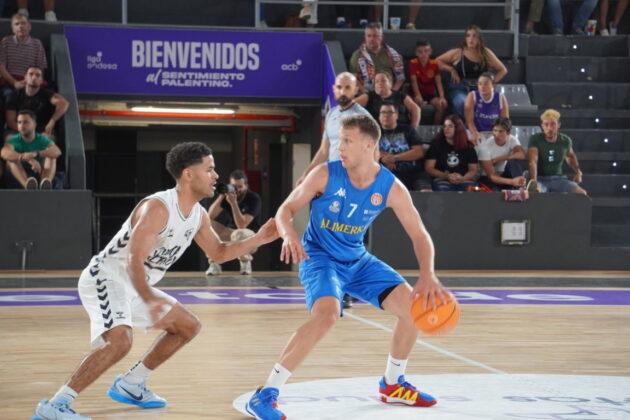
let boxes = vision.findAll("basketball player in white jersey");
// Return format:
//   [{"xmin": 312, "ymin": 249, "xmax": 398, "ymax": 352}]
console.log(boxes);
[{"xmin": 32, "ymin": 142, "xmax": 278, "ymax": 420}]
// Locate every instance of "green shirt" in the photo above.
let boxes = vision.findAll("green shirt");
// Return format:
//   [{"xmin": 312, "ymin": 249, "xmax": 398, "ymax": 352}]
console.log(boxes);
[
  {"xmin": 350, "ymin": 48, "xmax": 395, "ymax": 86},
  {"xmin": 528, "ymin": 132, "xmax": 572, "ymax": 176},
  {"xmin": 8, "ymin": 132, "xmax": 54, "ymax": 164}
]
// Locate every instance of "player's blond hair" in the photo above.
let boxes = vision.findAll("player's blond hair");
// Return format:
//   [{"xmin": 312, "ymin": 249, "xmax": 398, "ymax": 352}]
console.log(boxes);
[{"xmin": 540, "ymin": 109, "xmax": 561, "ymax": 121}]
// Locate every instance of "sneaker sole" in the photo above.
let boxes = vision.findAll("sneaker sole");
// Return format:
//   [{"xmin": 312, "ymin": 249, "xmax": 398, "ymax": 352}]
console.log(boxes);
[
  {"xmin": 379, "ymin": 393, "xmax": 437, "ymax": 407},
  {"xmin": 245, "ymin": 402, "xmax": 286, "ymax": 420},
  {"xmin": 108, "ymin": 390, "xmax": 166, "ymax": 408}
]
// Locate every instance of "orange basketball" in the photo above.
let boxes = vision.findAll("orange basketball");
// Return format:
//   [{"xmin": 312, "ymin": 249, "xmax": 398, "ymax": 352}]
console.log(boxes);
[{"xmin": 411, "ymin": 294, "xmax": 460, "ymax": 335}]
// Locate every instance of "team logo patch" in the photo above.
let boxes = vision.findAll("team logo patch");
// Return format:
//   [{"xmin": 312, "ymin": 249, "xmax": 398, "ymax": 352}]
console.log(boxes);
[
  {"xmin": 329, "ymin": 201, "xmax": 341, "ymax": 213},
  {"xmin": 371, "ymin": 193, "xmax": 383, "ymax": 206}
]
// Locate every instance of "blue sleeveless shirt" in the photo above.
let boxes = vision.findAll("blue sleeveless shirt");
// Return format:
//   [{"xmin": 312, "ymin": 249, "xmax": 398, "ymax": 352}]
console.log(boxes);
[
  {"xmin": 473, "ymin": 90, "xmax": 502, "ymax": 132},
  {"xmin": 302, "ymin": 161, "xmax": 396, "ymax": 262}
]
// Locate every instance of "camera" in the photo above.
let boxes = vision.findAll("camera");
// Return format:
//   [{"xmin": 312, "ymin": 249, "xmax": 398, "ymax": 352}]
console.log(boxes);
[{"xmin": 216, "ymin": 182, "xmax": 236, "ymax": 194}]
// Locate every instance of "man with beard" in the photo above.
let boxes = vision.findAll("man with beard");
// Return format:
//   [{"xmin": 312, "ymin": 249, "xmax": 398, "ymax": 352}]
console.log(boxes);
[
  {"xmin": 206, "ymin": 169, "xmax": 262, "ymax": 275},
  {"xmin": 5, "ymin": 65, "xmax": 68, "ymax": 140},
  {"xmin": 296, "ymin": 72, "xmax": 371, "ymax": 186}
]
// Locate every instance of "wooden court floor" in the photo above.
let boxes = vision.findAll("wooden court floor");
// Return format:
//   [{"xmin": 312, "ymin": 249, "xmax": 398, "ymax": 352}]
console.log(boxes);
[{"xmin": 1, "ymin": 270, "xmax": 629, "ymax": 419}]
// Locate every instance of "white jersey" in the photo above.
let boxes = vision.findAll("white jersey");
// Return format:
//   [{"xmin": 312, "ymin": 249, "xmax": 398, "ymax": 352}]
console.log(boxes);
[{"xmin": 85, "ymin": 188, "xmax": 205, "ymax": 286}]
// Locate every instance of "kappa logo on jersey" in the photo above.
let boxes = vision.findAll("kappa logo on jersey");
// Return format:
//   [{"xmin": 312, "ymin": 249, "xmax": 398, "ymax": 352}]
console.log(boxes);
[
  {"xmin": 329, "ymin": 200, "xmax": 341, "ymax": 213},
  {"xmin": 334, "ymin": 188, "xmax": 346, "ymax": 198},
  {"xmin": 371, "ymin": 193, "xmax": 383, "ymax": 206},
  {"xmin": 166, "ymin": 228, "xmax": 174, "ymax": 238}
]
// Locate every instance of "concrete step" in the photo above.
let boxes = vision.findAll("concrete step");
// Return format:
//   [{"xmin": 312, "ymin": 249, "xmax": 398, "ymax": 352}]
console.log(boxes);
[
  {"xmin": 581, "ymin": 174, "xmax": 630, "ymax": 197},
  {"xmin": 592, "ymin": 197, "xmax": 630, "ymax": 224},
  {"xmin": 514, "ymin": 109, "xmax": 630, "ymax": 129},
  {"xmin": 528, "ymin": 82, "xmax": 630, "ymax": 109},
  {"xmin": 563, "ymin": 129, "xmax": 630, "ymax": 151},
  {"xmin": 591, "ymin": 224, "xmax": 630, "ymax": 247},
  {"xmin": 526, "ymin": 57, "xmax": 630, "ymax": 83},
  {"xmin": 579, "ymin": 157, "xmax": 630, "ymax": 174},
  {"xmin": 528, "ymin": 35, "xmax": 629, "ymax": 56}
]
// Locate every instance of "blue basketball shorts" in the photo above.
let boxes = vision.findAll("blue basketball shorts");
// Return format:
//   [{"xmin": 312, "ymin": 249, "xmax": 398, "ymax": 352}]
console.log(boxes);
[{"xmin": 299, "ymin": 252, "xmax": 406, "ymax": 312}]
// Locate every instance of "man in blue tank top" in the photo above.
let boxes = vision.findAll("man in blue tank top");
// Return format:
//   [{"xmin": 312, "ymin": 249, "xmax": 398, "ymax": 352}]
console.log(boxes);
[{"xmin": 246, "ymin": 115, "xmax": 452, "ymax": 420}]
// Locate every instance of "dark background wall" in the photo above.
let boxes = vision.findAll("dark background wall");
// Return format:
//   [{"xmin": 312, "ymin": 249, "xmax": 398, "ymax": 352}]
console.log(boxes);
[
  {"xmin": 0, "ymin": 191, "xmax": 92, "ymax": 270},
  {"xmin": 369, "ymin": 192, "xmax": 630, "ymax": 270}
]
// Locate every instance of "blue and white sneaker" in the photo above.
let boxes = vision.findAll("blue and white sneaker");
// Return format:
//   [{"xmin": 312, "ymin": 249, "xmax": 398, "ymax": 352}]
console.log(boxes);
[
  {"xmin": 246, "ymin": 387, "xmax": 286, "ymax": 420},
  {"xmin": 32, "ymin": 399, "xmax": 92, "ymax": 420},
  {"xmin": 107, "ymin": 375, "xmax": 167, "ymax": 408}
]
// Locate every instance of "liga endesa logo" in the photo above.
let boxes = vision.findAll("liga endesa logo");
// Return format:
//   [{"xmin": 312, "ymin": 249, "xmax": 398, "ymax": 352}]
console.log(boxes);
[
  {"xmin": 281, "ymin": 59, "xmax": 302, "ymax": 71},
  {"xmin": 86, "ymin": 51, "xmax": 118, "ymax": 70}
]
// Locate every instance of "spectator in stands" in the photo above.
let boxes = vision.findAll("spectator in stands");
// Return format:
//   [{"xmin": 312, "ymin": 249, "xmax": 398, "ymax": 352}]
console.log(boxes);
[
  {"xmin": 436, "ymin": 25, "xmax": 508, "ymax": 119},
  {"xmin": 299, "ymin": 1, "xmax": 318, "ymax": 27},
  {"xmin": 527, "ymin": 109, "xmax": 587, "ymax": 194},
  {"xmin": 296, "ymin": 71, "xmax": 371, "ymax": 186},
  {"xmin": 206, "ymin": 170, "xmax": 262, "ymax": 276},
  {"xmin": 349, "ymin": 22, "xmax": 405, "ymax": 93},
  {"xmin": 425, "ymin": 115, "xmax": 479, "ymax": 191},
  {"xmin": 374, "ymin": 0, "xmax": 424, "ymax": 29},
  {"xmin": 0, "ymin": 13, "xmax": 47, "ymax": 94},
  {"xmin": 464, "ymin": 72, "xmax": 509, "ymax": 145},
  {"xmin": 5, "ymin": 66, "xmax": 68, "ymax": 141},
  {"xmin": 505, "ymin": 0, "xmax": 545, "ymax": 34},
  {"xmin": 1, "ymin": 109, "xmax": 60, "ymax": 189},
  {"xmin": 408, "ymin": 39, "xmax": 448, "ymax": 125},
  {"xmin": 547, "ymin": 0, "xmax": 598, "ymax": 35},
  {"xmin": 355, "ymin": 71, "xmax": 420, "ymax": 128},
  {"xmin": 378, "ymin": 103, "xmax": 431, "ymax": 191},
  {"xmin": 18, "ymin": 0, "xmax": 57, "ymax": 22},
  {"xmin": 477, "ymin": 117, "xmax": 526, "ymax": 191},
  {"xmin": 599, "ymin": 0, "xmax": 627, "ymax": 35}
]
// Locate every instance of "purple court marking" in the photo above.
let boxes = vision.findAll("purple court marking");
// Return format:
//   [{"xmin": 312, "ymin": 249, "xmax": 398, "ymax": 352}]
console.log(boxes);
[{"xmin": 0, "ymin": 289, "xmax": 629, "ymax": 307}]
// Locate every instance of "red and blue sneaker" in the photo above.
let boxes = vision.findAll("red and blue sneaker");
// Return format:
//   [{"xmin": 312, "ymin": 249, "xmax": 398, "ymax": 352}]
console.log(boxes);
[
  {"xmin": 246, "ymin": 387, "xmax": 286, "ymax": 420},
  {"xmin": 379, "ymin": 375, "xmax": 437, "ymax": 407}
]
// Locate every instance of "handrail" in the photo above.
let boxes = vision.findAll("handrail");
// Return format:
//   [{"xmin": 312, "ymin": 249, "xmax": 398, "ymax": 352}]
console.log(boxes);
[
  {"xmin": 253, "ymin": 0, "xmax": 520, "ymax": 62},
  {"xmin": 49, "ymin": 34, "xmax": 86, "ymax": 189}
]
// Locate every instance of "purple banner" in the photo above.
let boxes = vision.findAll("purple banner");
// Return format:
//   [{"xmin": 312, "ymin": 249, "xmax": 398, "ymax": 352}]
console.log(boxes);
[
  {"xmin": 0, "ymin": 289, "xmax": 628, "ymax": 306},
  {"xmin": 64, "ymin": 26, "xmax": 323, "ymax": 98}
]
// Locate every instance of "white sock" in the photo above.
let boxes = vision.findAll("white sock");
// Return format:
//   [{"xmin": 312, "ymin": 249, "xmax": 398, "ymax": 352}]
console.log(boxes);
[
  {"xmin": 123, "ymin": 361, "xmax": 152, "ymax": 384},
  {"xmin": 51, "ymin": 385, "xmax": 78, "ymax": 405},
  {"xmin": 263, "ymin": 363, "xmax": 292, "ymax": 390},
  {"xmin": 384, "ymin": 355, "xmax": 408, "ymax": 385}
]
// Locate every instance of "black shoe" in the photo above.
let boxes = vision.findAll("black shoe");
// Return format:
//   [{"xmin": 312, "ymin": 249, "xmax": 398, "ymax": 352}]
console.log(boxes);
[{"xmin": 343, "ymin": 294, "xmax": 353, "ymax": 309}]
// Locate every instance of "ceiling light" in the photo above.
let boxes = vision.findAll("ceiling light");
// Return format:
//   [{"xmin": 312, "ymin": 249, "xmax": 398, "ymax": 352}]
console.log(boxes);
[{"xmin": 130, "ymin": 106, "xmax": 235, "ymax": 115}]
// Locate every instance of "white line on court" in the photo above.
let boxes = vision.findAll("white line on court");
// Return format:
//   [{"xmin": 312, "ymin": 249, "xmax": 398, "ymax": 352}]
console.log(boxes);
[{"xmin": 345, "ymin": 312, "xmax": 508, "ymax": 375}]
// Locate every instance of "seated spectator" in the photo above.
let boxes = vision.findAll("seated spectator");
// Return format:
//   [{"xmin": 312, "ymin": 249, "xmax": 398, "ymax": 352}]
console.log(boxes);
[
  {"xmin": 356, "ymin": 72, "xmax": 420, "ymax": 127},
  {"xmin": 18, "ymin": 0, "xmax": 58, "ymax": 22},
  {"xmin": 1, "ymin": 109, "xmax": 61, "ymax": 189},
  {"xmin": 408, "ymin": 39, "xmax": 448, "ymax": 125},
  {"xmin": 548, "ymin": 0, "xmax": 598, "ymax": 35},
  {"xmin": 505, "ymin": 0, "xmax": 545, "ymax": 34},
  {"xmin": 436, "ymin": 25, "xmax": 507, "ymax": 119},
  {"xmin": 0, "ymin": 13, "xmax": 47, "ymax": 94},
  {"xmin": 599, "ymin": 0, "xmax": 627, "ymax": 35},
  {"xmin": 349, "ymin": 22, "xmax": 405, "ymax": 93},
  {"xmin": 527, "ymin": 109, "xmax": 587, "ymax": 194},
  {"xmin": 378, "ymin": 103, "xmax": 431, "ymax": 191},
  {"xmin": 425, "ymin": 115, "xmax": 479, "ymax": 191},
  {"xmin": 206, "ymin": 170, "xmax": 262, "ymax": 275},
  {"xmin": 477, "ymin": 117, "xmax": 526, "ymax": 191},
  {"xmin": 299, "ymin": 1, "xmax": 318, "ymax": 27},
  {"xmin": 464, "ymin": 72, "xmax": 509, "ymax": 145},
  {"xmin": 5, "ymin": 66, "xmax": 68, "ymax": 141},
  {"xmin": 374, "ymin": 0, "xmax": 423, "ymax": 30}
]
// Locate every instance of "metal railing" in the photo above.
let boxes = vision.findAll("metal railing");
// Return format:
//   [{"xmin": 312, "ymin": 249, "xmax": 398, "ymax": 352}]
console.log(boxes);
[{"xmin": 253, "ymin": 0, "xmax": 520, "ymax": 62}]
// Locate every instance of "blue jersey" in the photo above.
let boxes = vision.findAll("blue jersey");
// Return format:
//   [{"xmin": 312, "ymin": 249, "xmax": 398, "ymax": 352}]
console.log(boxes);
[{"xmin": 303, "ymin": 161, "xmax": 396, "ymax": 262}]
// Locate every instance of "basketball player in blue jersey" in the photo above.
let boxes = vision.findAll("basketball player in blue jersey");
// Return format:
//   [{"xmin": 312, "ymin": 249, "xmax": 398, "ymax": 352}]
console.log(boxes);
[
  {"xmin": 246, "ymin": 115, "xmax": 452, "ymax": 420},
  {"xmin": 32, "ymin": 142, "xmax": 278, "ymax": 420}
]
